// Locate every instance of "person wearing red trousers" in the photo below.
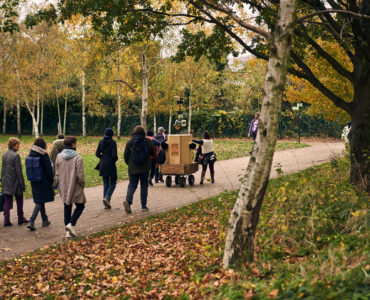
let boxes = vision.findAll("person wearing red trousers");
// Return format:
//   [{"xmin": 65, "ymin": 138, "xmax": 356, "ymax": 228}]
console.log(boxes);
[{"xmin": 1, "ymin": 137, "xmax": 28, "ymax": 226}]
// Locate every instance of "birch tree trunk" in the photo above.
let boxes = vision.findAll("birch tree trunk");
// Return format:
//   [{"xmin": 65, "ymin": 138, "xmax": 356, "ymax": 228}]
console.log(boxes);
[
  {"xmin": 16, "ymin": 98, "xmax": 21, "ymax": 137},
  {"xmin": 63, "ymin": 83, "xmax": 68, "ymax": 135},
  {"xmin": 2, "ymin": 100, "xmax": 6, "ymax": 134},
  {"xmin": 14, "ymin": 62, "xmax": 39, "ymax": 138},
  {"xmin": 81, "ymin": 71, "xmax": 86, "ymax": 137},
  {"xmin": 223, "ymin": 0, "xmax": 297, "ymax": 268},
  {"xmin": 141, "ymin": 52, "xmax": 148, "ymax": 131},
  {"xmin": 36, "ymin": 88, "xmax": 40, "ymax": 131},
  {"xmin": 32, "ymin": 105, "xmax": 35, "ymax": 136},
  {"xmin": 188, "ymin": 95, "xmax": 192, "ymax": 134},
  {"xmin": 168, "ymin": 108, "xmax": 172, "ymax": 134},
  {"xmin": 41, "ymin": 99, "xmax": 44, "ymax": 136},
  {"xmin": 56, "ymin": 86, "xmax": 62, "ymax": 134},
  {"xmin": 117, "ymin": 50, "xmax": 122, "ymax": 139},
  {"xmin": 154, "ymin": 113, "xmax": 157, "ymax": 133}
]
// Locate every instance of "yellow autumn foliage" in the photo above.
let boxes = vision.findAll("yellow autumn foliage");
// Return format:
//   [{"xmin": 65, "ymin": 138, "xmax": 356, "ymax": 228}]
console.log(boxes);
[{"xmin": 286, "ymin": 41, "xmax": 352, "ymax": 124}]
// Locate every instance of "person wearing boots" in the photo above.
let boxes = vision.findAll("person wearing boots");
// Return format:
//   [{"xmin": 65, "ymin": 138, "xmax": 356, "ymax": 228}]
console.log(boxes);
[
  {"xmin": 55, "ymin": 136, "xmax": 86, "ymax": 239},
  {"xmin": 1, "ymin": 138, "xmax": 28, "ymax": 226},
  {"xmin": 193, "ymin": 131, "xmax": 216, "ymax": 185},
  {"xmin": 95, "ymin": 128, "xmax": 118, "ymax": 209},
  {"xmin": 26, "ymin": 138, "xmax": 54, "ymax": 231}
]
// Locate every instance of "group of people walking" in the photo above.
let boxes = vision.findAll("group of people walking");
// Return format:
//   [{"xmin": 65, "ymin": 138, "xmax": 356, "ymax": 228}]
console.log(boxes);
[
  {"xmin": 0, "ymin": 134, "xmax": 86, "ymax": 238},
  {"xmin": 0, "ymin": 125, "xmax": 218, "ymax": 238}
]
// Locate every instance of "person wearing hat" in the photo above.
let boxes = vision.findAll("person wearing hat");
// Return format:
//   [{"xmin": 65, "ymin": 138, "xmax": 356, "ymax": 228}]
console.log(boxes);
[
  {"xmin": 154, "ymin": 127, "xmax": 166, "ymax": 183},
  {"xmin": 95, "ymin": 128, "xmax": 118, "ymax": 209}
]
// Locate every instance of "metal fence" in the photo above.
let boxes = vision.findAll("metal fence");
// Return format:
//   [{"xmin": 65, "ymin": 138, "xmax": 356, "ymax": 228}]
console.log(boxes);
[{"xmin": 0, "ymin": 107, "xmax": 343, "ymax": 138}]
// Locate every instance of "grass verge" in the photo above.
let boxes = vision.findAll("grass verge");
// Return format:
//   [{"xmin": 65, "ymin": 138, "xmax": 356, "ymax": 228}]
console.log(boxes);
[{"xmin": 0, "ymin": 157, "xmax": 367, "ymax": 299}]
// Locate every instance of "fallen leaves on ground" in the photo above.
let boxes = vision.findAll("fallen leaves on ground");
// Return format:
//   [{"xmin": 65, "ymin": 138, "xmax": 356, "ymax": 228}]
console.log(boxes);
[{"xmin": 0, "ymin": 197, "xmax": 244, "ymax": 298}]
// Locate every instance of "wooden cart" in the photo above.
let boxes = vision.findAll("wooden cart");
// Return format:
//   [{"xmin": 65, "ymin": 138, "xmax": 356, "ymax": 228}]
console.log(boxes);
[{"xmin": 160, "ymin": 134, "xmax": 199, "ymax": 187}]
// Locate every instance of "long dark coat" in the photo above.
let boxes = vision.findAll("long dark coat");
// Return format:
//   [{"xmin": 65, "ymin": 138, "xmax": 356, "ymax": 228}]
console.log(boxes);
[
  {"xmin": 27, "ymin": 150, "xmax": 55, "ymax": 204},
  {"xmin": 95, "ymin": 137, "xmax": 118, "ymax": 180},
  {"xmin": 1, "ymin": 148, "xmax": 25, "ymax": 196}
]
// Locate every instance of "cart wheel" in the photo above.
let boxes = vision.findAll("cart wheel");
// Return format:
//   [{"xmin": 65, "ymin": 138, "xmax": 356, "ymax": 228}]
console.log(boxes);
[
  {"xmin": 175, "ymin": 175, "xmax": 180, "ymax": 185},
  {"xmin": 166, "ymin": 176, "xmax": 172, "ymax": 187},
  {"xmin": 179, "ymin": 176, "xmax": 186, "ymax": 188},
  {"xmin": 188, "ymin": 175, "xmax": 195, "ymax": 186}
]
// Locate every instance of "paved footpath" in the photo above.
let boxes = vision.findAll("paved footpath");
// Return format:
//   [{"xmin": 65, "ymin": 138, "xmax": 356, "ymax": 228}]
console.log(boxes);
[{"xmin": 0, "ymin": 142, "xmax": 344, "ymax": 260}]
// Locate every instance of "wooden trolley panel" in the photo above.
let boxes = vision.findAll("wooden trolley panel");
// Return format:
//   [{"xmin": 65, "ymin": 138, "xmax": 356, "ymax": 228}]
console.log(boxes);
[{"xmin": 161, "ymin": 163, "xmax": 198, "ymax": 175}]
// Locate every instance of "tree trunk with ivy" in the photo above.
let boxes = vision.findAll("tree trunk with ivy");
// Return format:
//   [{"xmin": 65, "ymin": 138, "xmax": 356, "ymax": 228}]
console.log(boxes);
[
  {"xmin": 223, "ymin": 0, "xmax": 297, "ymax": 268},
  {"xmin": 349, "ymin": 60, "xmax": 370, "ymax": 192}
]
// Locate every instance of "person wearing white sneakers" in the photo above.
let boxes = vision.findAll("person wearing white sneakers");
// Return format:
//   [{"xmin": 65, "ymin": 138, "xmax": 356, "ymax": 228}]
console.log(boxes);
[{"xmin": 55, "ymin": 136, "xmax": 86, "ymax": 239}]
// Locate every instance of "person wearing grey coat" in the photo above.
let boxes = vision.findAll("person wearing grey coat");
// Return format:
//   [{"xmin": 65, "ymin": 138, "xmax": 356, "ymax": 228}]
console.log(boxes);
[{"xmin": 1, "ymin": 138, "xmax": 28, "ymax": 226}]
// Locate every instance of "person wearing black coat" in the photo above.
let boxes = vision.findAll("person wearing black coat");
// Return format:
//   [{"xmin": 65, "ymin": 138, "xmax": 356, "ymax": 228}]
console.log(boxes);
[
  {"xmin": 123, "ymin": 126, "xmax": 155, "ymax": 214},
  {"xmin": 27, "ymin": 138, "xmax": 55, "ymax": 231},
  {"xmin": 95, "ymin": 128, "xmax": 118, "ymax": 209}
]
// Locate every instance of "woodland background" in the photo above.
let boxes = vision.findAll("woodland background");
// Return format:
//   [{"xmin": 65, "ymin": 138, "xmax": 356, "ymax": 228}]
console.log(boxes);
[{"xmin": 0, "ymin": 17, "xmax": 346, "ymax": 138}]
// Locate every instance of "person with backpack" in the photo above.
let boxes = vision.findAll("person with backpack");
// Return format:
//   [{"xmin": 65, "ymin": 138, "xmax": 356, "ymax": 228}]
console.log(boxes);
[
  {"xmin": 1, "ymin": 138, "xmax": 28, "ymax": 226},
  {"xmin": 26, "ymin": 138, "xmax": 54, "ymax": 231},
  {"xmin": 123, "ymin": 126, "xmax": 155, "ymax": 213},
  {"xmin": 147, "ymin": 130, "xmax": 166, "ymax": 186},
  {"xmin": 95, "ymin": 128, "xmax": 118, "ymax": 209},
  {"xmin": 55, "ymin": 137, "xmax": 86, "ymax": 238},
  {"xmin": 192, "ymin": 130, "xmax": 217, "ymax": 185}
]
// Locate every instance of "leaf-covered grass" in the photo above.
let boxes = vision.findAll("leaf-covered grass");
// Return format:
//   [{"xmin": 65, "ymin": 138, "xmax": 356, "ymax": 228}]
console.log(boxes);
[
  {"xmin": 0, "ymin": 135, "xmax": 307, "ymax": 198},
  {"xmin": 0, "ymin": 157, "xmax": 367, "ymax": 299}
]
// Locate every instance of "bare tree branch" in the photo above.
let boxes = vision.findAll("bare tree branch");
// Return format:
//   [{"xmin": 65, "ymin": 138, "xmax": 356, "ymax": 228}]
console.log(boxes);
[
  {"xmin": 111, "ymin": 79, "xmax": 141, "ymax": 99},
  {"xmin": 296, "ymin": 9, "xmax": 370, "ymax": 24},
  {"xmin": 200, "ymin": 0, "xmax": 270, "ymax": 39}
]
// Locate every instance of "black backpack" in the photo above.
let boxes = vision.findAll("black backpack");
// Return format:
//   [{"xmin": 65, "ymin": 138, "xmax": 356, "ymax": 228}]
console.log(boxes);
[{"xmin": 131, "ymin": 137, "xmax": 149, "ymax": 165}]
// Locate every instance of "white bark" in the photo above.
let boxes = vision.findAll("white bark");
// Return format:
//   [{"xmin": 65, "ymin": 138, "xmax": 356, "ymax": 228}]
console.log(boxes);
[
  {"xmin": 16, "ymin": 98, "xmax": 21, "ymax": 137},
  {"xmin": 36, "ymin": 88, "xmax": 40, "ymax": 130},
  {"xmin": 188, "ymin": 95, "xmax": 192, "ymax": 134},
  {"xmin": 14, "ymin": 62, "xmax": 39, "ymax": 138},
  {"xmin": 32, "ymin": 105, "xmax": 35, "ymax": 136},
  {"xmin": 117, "ymin": 50, "xmax": 121, "ymax": 139},
  {"xmin": 154, "ymin": 113, "xmax": 157, "ymax": 133},
  {"xmin": 41, "ymin": 99, "xmax": 44, "ymax": 136},
  {"xmin": 168, "ymin": 108, "xmax": 172, "ymax": 134},
  {"xmin": 63, "ymin": 83, "xmax": 68, "ymax": 134},
  {"xmin": 223, "ymin": 0, "xmax": 297, "ymax": 268},
  {"xmin": 82, "ymin": 71, "xmax": 86, "ymax": 137},
  {"xmin": 141, "ymin": 52, "xmax": 148, "ymax": 131},
  {"xmin": 56, "ymin": 85, "xmax": 62, "ymax": 134}
]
